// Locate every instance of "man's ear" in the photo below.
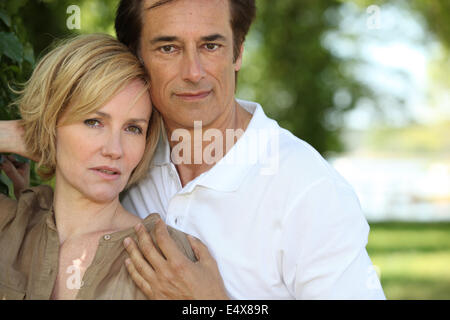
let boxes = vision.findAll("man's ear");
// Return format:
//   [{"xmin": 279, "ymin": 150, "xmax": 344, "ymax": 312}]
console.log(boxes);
[
  {"xmin": 137, "ymin": 47, "xmax": 145, "ymax": 65},
  {"xmin": 234, "ymin": 44, "xmax": 244, "ymax": 72}
]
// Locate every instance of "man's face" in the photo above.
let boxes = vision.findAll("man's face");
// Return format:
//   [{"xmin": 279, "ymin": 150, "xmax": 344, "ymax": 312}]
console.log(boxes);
[{"xmin": 139, "ymin": 0, "xmax": 243, "ymax": 129}]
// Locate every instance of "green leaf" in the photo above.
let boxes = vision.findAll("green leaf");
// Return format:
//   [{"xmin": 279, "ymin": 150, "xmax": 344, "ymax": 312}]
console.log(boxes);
[
  {"xmin": 0, "ymin": 10, "xmax": 11, "ymax": 27},
  {"xmin": 0, "ymin": 181, "xmax": 9, "ymax": 196},
  {"xmin": 5, "ymin": 0, "xmax": 28, "ymax": 16},
  {"xmin": 0, "ymin": 31, "xmax": 23, "ymax": 63},
  {"xmin": 0, "ymin": 172, "xmax": 10, "ymax": 196},
  {"xmin": 23, "ymin": 42, "xmax": 34, "ymax": 65}
]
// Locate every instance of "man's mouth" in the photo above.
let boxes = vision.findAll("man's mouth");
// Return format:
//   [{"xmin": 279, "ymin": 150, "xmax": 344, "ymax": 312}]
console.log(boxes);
[{"xmin": 175, "ymin": 90, "xmax": 212, "ymax": 101}]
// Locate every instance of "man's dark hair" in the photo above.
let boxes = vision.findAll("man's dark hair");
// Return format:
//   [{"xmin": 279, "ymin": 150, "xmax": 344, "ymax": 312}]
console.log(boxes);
[{"xmin": 115, "ymin": 0, "xmax": 256, "ymax": 62}]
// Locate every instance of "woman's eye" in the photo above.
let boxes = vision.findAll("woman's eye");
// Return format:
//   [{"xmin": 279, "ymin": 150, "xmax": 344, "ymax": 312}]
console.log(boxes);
[
  {"xmin": 84, "ymin": 119, "xmax": 101, "ymax": 128},
  {"xmin": 126, "ymin": 125, "xmax": 143, "ymax": 135}
]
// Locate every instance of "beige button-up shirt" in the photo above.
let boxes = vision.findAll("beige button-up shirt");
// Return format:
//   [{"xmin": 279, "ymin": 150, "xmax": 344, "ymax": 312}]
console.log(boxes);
[{"xmin": 0, "ymin": 185, "xmax": 196, "ymax": 300}]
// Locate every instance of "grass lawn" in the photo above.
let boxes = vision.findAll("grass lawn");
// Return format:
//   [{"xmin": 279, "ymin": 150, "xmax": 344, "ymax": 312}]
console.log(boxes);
[{"xmin": 367, "ymin": 221, "xmax": 450, "ymax": 300}]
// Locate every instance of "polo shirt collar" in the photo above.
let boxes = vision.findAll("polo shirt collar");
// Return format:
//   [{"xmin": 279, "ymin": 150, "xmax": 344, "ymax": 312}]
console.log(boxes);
[
  {"xmin": 150, "ymin": 100, "xmax": 279, "ymax": 192},
  {"xmin": 151, "ymin": 124, "xmax": 172, "ymax": 166}
]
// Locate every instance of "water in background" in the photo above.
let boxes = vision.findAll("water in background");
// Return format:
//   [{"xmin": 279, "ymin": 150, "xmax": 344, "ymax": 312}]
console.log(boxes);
[{"xmin": 330, "ymin": 156, "xmax": 450, "ymax": 222}]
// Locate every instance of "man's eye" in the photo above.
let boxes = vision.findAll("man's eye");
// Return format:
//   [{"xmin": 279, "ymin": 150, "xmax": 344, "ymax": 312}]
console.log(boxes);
[
  {"xmin": 126, "ymin": 125, "xmax": 143, "ymax": 135},
  {"xmin": 204, "ymin": 43, "xmax": 220, "ymax": 51},
  {"xmin": 160, "ymin": 45, "xmax": 176, "ymax": 53},
  {"xmin": 84, "ymin": 119, "xmax": 101, "ymax": 128}
]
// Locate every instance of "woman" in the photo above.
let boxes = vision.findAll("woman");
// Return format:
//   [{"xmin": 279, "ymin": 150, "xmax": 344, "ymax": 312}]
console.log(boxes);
[{"xmin": 0, "ymin": 34, "xmax": 195, "ymax": 299}]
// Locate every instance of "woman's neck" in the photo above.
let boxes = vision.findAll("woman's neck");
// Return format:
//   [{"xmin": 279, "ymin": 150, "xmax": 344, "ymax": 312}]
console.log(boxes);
[{"xmin": 52, "ymin": 182, "xmax": 131, "ymax": 244}]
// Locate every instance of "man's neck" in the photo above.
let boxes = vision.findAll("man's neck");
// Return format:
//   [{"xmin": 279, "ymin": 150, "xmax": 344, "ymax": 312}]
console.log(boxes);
[{"xmin": 164, "ymin": 100, "xmax": 252, "ymax": 187}]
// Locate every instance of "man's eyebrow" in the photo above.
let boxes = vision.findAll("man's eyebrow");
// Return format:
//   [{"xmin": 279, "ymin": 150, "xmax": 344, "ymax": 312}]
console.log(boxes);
[
  {"xmin": 145, "ymin": 0, "xmax": 174, "ymax": 11},
  {"xmin": 150, "ymin": 34, "xmax": 227, "ymax": 46},
  {"xmin": 150, "ymin": 36, "xmax": 180, "ymax": 45},
  {"xmin": 95, "ymin": 112, "xmax": 148, "ymax": 123},
  {"xmin": 201, "ymin": 34, "xmax": 227, "ymax": 42}
]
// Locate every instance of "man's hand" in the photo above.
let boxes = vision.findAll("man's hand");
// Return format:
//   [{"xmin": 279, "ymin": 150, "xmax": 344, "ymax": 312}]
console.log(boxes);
[
  {"xmin": 123, "ymin": 216, "xmax": 229, "ymax": 300},
  {"xmin": 0, "ymin": 155, "xmax": 30, "ymax": 199}
]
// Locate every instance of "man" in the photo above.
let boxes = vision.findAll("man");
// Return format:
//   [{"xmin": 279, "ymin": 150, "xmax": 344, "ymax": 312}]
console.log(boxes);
[{"xmin": 115, "ymin": 0, "xmax": 385, "ymax": 300}]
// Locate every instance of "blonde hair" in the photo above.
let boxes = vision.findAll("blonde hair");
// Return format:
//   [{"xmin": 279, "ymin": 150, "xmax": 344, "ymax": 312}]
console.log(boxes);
[{"xmin": 14, "ymin": 33, "xmax": 161, "ymax": 189}]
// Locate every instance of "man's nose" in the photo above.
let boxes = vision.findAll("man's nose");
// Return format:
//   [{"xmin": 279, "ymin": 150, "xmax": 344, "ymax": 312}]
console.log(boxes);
[
  {"xmin": 181, "ymin": 48, "xmax": 206, "ymax": 83},
  {"xmin": 101, "ymin": 131, "xmax": 123, "ymax": 160}
]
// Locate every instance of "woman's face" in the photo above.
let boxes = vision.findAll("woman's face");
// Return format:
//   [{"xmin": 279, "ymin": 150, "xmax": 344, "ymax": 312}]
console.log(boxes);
[{"xmin": 55, "ymin": 80, "xmax": 151, "ymax": 203}]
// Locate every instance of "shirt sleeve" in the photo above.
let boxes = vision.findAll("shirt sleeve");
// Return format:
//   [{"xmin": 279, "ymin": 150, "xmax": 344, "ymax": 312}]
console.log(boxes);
[
  {"xmin": 280, "ymin": 178, "xmax": 386, "ymax": 300},
  {"xmin": 0, "ymin": 193, "xmax": 17, "ymax": 231}
]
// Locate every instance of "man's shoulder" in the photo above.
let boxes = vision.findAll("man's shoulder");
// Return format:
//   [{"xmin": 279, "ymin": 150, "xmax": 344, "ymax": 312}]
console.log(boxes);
[
  {"xmin": 238, "ymin": 99, "xmax": 351, "ymax": 190},
  {"xmin": 274, "ymin": 126, "xmax": 345, "ymax": 186}
]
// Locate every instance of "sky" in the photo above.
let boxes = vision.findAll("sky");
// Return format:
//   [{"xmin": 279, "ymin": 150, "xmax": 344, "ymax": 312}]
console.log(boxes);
[{"xmin": 324, "ymin": 1, "xmax": 444, "ymax": 130}]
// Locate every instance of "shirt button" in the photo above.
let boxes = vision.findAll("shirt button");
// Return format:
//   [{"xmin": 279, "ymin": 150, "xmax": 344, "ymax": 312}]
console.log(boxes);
[{"xmin": 104, "ymin": 234, "xmax": 111, "ymax": 241}]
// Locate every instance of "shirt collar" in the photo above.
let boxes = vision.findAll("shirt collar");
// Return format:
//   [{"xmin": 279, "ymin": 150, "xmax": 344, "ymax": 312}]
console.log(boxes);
[
  {"xmin": 150, "ymin": 99, "xmax": 280, "ymax": 192},
  {"xmin": 151, "ymin": 124, "xmax": 172, "ymax": 166}
]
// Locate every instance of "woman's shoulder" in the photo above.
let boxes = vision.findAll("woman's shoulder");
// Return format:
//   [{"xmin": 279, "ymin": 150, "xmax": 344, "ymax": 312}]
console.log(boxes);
[
  {"xmin": 0, "ymin": 185, "xmax": 54, "ymax": 231},
  {"xmin": 18, "ymin": 185, "xmax": 54, "ymax": 209}
]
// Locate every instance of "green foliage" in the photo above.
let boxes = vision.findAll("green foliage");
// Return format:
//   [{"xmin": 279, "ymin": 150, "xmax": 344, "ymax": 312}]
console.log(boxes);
[
  {"xmin": 0, "ymin": 1, "xmax": 34, "ymax": 119},
  {"xmin": 366, "ymin": 120, "xmax": 450, "ymax": 156},
  {"xmin": 0, "ymin": 0, "xmax": 36, "ymax": 195},
  {"xmin": 367, "ymin": 222, "xmax": 450, "ymax": 299},
  {"xmin": 344, "ymin": 0, "xmax": 450, "ymax": 48},
  {"xmin": 19, "ymin": 0, "xmax": 80, "ymax": 56},
  {"xmin": 238, "ymin": 0, "xmax": 374, "ymax": 155}
]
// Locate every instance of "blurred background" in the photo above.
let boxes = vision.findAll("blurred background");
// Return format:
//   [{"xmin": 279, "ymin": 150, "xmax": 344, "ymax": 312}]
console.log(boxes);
[{"xmin": 0, "ymin": 0, "xmax": 449, "ymax": 299}]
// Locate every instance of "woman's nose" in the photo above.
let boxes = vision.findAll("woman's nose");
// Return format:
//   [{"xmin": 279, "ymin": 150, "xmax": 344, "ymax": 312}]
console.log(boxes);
[{"xmin": 101, "ymin": 132, "xmax": 123, "ymax": 160}]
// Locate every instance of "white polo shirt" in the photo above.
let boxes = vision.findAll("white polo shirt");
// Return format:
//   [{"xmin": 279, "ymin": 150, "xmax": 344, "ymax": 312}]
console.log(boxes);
[{"xmin": 121, "ymin": 99, "xmax": 385, "ymax": 300}]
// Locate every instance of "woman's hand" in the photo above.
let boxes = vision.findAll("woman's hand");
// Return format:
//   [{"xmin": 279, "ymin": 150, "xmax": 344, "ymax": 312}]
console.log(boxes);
[
  {"xmin": 0, "ymin": 120, "xmax": 36, "ymax": 160},
  {"xmin": 0, "ymin": 155, "xmax": 30, "ymax": 199}
]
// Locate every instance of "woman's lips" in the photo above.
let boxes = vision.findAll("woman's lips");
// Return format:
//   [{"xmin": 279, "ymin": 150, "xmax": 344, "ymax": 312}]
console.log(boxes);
[{"xmin": 90, "ymin": 167, "xmax": 121, "ymax": 181}]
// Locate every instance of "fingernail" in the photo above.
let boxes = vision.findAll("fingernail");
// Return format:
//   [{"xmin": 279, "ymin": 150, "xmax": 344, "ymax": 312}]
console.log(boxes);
[
  {"xmin": 134, "ymin": 223, "xmax": 143, "ymax": 232},
  {"xmin": 125, "ymin": 258, "xmax": 131, "ymax": 266},
  {"xmin": 124, "ymin": 237, "xmax": 131, "ymax": 247}
]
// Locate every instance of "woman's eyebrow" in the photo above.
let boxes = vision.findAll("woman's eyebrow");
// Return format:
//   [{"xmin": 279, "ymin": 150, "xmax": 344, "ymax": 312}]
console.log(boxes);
[
  {"xmin": 128, "ymin": 118, "xmax": 149, "ymax": 124},
  {"xmin": 95, "ymin": 112, "xmax": 148, "ymax": 123}
]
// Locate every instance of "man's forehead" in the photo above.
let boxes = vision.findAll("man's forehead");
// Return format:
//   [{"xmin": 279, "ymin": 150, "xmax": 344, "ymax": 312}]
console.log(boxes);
[
  {"xmin": 143, "ymin": 0, "xmax": 228, "ymax": 12},
  {"xmin": 141, "ymin": 0, "xmax": 232, "ymax": 36}
]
